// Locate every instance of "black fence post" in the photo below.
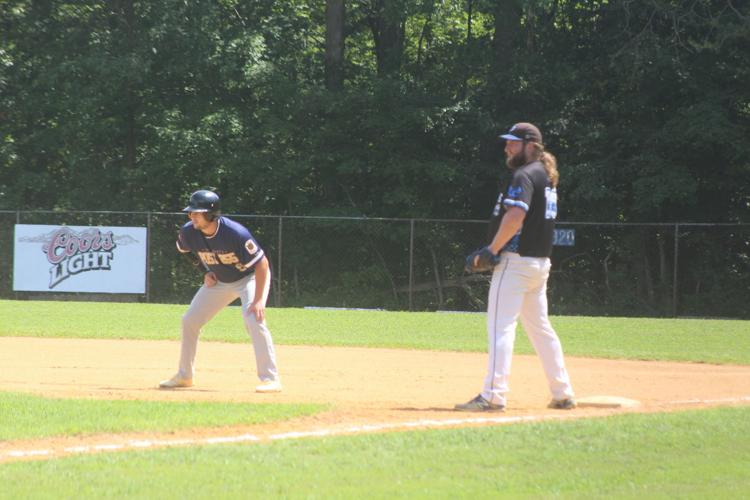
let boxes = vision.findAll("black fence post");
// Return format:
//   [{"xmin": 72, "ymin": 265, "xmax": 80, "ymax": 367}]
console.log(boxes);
[
  {"xmin": 146, "ymin": 212, "xmax": 151, "ymax": 303},
  {"xmin": 409, "ymin": 219, "xmax": 415, "ymax": 311},
  {"xmin": 277, "ymin": 216, "xmax": 283, "ymax": 307},
  {"xmin": 672, "ymin": 223, "xmax": 680, "ymax": 317}
]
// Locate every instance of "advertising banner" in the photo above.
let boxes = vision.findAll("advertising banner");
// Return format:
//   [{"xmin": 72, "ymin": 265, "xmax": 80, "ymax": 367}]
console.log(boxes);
[{"xmin": 13, "ymin": 224, "xmax": 147, "ymax": 294}]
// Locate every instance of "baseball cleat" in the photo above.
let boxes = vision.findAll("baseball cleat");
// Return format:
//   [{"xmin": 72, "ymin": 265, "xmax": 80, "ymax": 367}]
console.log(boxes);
[
  {"xmin": 454, "ymin": 394, "xmax": 505, "ymax": 412},
  {"xmin": 159, "ymin": 375, "xmax": 193, "ymax": 388},
  {"xmin": 255, "ymin": 379, "xmax": 282, "ymax": 393},
  {"xmin": 548, "ymin": 398, "xmax": 577, "ymax": 410}
]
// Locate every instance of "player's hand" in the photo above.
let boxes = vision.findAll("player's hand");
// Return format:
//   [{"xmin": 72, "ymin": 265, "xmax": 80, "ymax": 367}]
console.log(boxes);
[
  {"xmin": 204, "ymin": 272, "xmax": 218, "ymax": 288},
  {"xmin": 248, "ymin": 301, "xmax": 265, "ymax": 323},
  {"xmin": 464, "ymin": 247, "xmax": 500, "ymax": 273}
]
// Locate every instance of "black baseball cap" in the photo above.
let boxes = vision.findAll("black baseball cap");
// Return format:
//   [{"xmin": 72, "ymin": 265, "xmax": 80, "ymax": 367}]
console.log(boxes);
[
  {"xmin": 183, "ymin": 190, "xmax": 220, "ymax": 213},
  {"xmin": 500, "ymin": 122, "xmax": 543, "ymax": 144}
]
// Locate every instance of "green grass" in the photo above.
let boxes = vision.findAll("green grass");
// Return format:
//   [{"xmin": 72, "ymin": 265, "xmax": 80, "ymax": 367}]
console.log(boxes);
[
  {"xmin": 0, "ymin": 392, "xmax": 326, "ymax": 440},
  {"xmin": 2, "ymin": 407, "xmax": 749, "ymax": 498},
  {"xmin": 1, "ymin": 300, "xmax": 749, "ymax": 497},
  {"xmin": 553, "ymin": 315, "xmax": 750, "ymax": 363},
  {"xmin": 1, "ymin": 300, "xmax": 748, "ymax": 364}
]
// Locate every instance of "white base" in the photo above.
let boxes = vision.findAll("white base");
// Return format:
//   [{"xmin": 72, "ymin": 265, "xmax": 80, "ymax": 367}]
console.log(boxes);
[{"xmin": 576, "ymin": 396, "xmax": 641, "ymax": 409}]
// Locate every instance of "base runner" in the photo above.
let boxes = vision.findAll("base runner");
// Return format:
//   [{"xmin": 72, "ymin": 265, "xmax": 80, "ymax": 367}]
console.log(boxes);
[{"xmin": 159, "ymin": 189, "xmax": 281, "ymax": 393}]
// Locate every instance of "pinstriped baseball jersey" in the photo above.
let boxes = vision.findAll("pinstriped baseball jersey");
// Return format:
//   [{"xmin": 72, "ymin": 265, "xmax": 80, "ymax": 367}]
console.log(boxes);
[{"xmin": 176, "ymin": 216, "xmax": 265, "ymax": 283}]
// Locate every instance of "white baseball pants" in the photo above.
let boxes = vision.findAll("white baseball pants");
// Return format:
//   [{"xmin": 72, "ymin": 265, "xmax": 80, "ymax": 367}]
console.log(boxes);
[
  {"xmin": 177, "ymin": 273, "xmax": 279, "ymax": 382},
  {"xmin": 481, "ymin": 252, "xmax": 574, "ymax": 406}
]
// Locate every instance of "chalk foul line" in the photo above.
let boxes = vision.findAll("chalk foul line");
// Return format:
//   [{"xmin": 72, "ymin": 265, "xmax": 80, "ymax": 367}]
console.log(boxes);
[
  {"xmin": 2, "ymin": 414, "xmax": 540, "ymax": 461},
  {"xmin": 3, "ymin": 395, "xmax": 749, "ymax": 462}
]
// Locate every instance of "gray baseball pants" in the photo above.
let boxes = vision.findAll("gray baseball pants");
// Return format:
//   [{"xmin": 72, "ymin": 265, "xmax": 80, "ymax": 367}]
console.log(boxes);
[{"xmin": 176, "ymin": 273, "xmax": 279, "ymax": 382}]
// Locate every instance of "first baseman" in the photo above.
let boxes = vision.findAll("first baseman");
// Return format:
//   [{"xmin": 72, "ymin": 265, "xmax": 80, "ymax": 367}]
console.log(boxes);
[
  {"xmin": 159, "ymin": 189, "xmax": 281, "ymax": 393},
  {"xmin": 456, "ymin": 122, "xmax": 575, "ymax": 412}
]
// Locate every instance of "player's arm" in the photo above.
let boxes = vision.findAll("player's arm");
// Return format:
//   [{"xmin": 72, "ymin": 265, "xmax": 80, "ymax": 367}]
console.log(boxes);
[
  {"xmin": 488, "ymin": 171, "xmax": 532, "ymax": 254},
  {"xmin": 249, "ymin": 255, "xmax": 271, "ymax": 322},
  {"xmin": 488, "ymin": 207, "xmax": 526, "ymax": 254},
  {"xmin": 177, "ymin": 230, "xmax": 214, "ymax": 283},
  {"xmin": 180, "ymin": 250, "xmax": 205, "ymax": 271},
  {"xmin": 177, "ymin": 232, "xmax": 200, "ymax": 268}
]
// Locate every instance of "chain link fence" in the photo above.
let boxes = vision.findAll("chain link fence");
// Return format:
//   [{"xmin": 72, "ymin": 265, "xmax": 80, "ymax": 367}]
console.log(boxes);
[{"xmin": 1, "ymin": 210, "xmax": 748, "ymax": 318}]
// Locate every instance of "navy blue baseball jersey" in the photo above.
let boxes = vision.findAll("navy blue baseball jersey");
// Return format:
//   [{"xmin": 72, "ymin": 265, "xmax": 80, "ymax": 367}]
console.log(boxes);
[
  {"xmin": 488, "ymin": 160, "xmax": 557, "ymax": 257},
  {"xmin": 176, "ymin": 216, "xmax": 265, "ymax": 283}
]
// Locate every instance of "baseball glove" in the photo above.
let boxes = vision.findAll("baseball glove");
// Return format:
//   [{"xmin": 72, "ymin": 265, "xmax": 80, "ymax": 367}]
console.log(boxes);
[{"xmin": 464, "ymin": 246, "xmax": 500, "ymax": 273}]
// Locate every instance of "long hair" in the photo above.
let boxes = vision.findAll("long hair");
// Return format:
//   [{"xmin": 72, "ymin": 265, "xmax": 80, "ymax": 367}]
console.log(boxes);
[{"xmin": 529, "ymin": 142, "xmax": 559, "ymax": 187}]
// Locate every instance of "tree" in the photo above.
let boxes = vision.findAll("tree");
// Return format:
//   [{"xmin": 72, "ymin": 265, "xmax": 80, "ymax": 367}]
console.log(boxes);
[
  {"xmin": 325, "ymin": 0, "xmax": 345, "ymax": 90},
  {"xmin": 366, "ymin": 0, "xmax": 406, "ymax": 77}
]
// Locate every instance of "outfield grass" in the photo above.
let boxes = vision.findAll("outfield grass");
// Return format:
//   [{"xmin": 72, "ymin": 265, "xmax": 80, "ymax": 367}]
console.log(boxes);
[
  {"xmin": 0, "ymin": 392, "xmax": 327, "ymax": 440},
  {"xmin": 1, "ymin": 406, "xmax": 748, "ymax": 498},
  {"xmin": 1, "ymin": 300, "xmax": 748, "ymax": 364}
]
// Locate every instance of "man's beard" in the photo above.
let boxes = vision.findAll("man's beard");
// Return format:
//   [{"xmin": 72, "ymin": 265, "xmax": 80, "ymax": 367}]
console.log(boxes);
[{"xmin": 506, "ymin": 149, "xmax": 527, "ymax": 169}]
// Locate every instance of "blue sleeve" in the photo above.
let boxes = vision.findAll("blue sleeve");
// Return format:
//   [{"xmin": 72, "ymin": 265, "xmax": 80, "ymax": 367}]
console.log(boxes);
[
  {"xmin": 502, "ymin": 170, "xmax": 534, "ymax": 212},
  {"xmin": 232, "ymin": 224, "xmax": 265, "ymax": 270},
  {"xmin": 176, "ymin": 225, "xmax": 192, "ymax": 253}
]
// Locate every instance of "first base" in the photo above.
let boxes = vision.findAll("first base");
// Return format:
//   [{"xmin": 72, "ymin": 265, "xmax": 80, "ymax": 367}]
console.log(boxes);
[{"xmin": 576, "ymin": 396, "xmax": 641, "ymax": 409}]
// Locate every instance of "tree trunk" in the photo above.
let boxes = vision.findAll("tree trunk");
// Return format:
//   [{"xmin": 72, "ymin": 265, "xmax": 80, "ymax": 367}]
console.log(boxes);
[
  {"xmin": 458, "ymin": 0, "xmax": 474, "ymax": 99},
  {"xmin": 119, "ymin": 0, "xmax": 137, "ymax": 169},
  {"xmin": 524, "ymin": 2, "xmax": 536, "ymax": 53},
  {"xmin": 125, "ymin": 0, "xmax": 136, "ymax": 168},
  {"xmin": 325, "ymin": 0, "xmax": 345, "ymax": 91},
  {"xmin": 416, "ymin": 17, "xmax": 431, "ymax": 67},
  {"xmin": 492, "ymin": 0, "xmax": 522, "ymax": 75},
  {"xmin": 368, "ymin": 0, "xmax": 405, "ymax": 77},
  {"xmin": 490, "ymin": 0, "xmax": 522, "ymax": 124}
]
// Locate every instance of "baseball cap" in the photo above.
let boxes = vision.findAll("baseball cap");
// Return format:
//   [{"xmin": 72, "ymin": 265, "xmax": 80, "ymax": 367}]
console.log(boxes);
[{"xmin": 500, "ymin": 122, "xmax": 543, "ymax": 144}]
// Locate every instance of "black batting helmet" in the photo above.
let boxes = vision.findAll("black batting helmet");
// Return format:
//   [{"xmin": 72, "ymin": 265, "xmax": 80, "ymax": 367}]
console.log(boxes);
[{"xmin": 183, "ymin": 190, "xmax": 221, "ymax": 217}]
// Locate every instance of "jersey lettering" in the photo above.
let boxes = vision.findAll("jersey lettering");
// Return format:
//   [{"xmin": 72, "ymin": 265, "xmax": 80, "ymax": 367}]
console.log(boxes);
[
  {"xmin": 492, "ymin": 193, "xmax": 504, "ymax": 217},
  {"xmin": 507, "ymin": 185, "xmax": 523, "ymax": 198},
  {"xmin": 198, "ymin": 251, "xmax": 218, "ymax": 265},
  {"xmin": 217, "ymin": 252, "xmax": 240, "ymax": 265},
  {"xmin": 545, "ymin": 187, "xmax": 558, "ymax": 220}
]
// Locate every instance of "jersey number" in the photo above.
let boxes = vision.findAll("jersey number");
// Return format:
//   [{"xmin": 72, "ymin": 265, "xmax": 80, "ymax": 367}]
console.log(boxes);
[{"xmin": 545, "ymin": 187, "xmax": 558, "ymax": 220}]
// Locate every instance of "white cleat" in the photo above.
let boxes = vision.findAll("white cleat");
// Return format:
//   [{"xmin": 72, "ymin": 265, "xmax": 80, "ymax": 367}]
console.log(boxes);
[
  {"xmin": 159, "ymin": 375, "xmax": 193, "ymax": 388},
  {"xmin": 255, "ymin": 380, "xmax": 282, "ymax": 393}
]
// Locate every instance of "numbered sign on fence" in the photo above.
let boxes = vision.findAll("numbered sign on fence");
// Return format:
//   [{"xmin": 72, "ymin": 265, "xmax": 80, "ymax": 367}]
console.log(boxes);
[{"xmin": 553, "ymin": 228, "xmax": 575, "ymax": 246}]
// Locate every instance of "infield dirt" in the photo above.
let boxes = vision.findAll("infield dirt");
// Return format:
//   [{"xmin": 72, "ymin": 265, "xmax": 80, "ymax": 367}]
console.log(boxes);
[{"xmin": 2, "ymin": 336, "xmax": 750, "ymax": 461}]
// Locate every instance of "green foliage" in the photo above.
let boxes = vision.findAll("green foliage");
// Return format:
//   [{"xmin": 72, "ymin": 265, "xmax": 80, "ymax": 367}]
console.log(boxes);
[
  {"xmin": 552, "ymin": 0, "xmax": 750, "ymax": 223},
  {"xmin": 1, "ymin": 0, "xmax": 748, "ymax": 317}
]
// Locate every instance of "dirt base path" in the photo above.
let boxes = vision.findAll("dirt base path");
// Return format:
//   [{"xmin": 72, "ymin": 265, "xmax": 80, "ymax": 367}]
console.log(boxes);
[{"xmin": 2, "ymin": 337, "xmax": 750, "ymax": 462}]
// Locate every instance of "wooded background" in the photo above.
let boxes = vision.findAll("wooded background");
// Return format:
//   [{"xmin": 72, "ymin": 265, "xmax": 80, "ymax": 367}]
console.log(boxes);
[{"xmin": 1, "ymin": 1, "xmax": 748, "ymax": 316}]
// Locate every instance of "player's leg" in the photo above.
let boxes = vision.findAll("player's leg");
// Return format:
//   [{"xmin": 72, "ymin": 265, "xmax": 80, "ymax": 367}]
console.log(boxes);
[
  {"xmin": 480, "ymin": 254, "xmax": 528, "ymax": 407},
  {"xmin": 237, "ymin": 275, "xmax": 280, "ymax": 390},
  {"xmin": 519, "ymin": 257, "xmax": 574, "ymax": 403},
  {"xmin": 175, "ymin": 282, "xmax": 238, "ymax": 381}
]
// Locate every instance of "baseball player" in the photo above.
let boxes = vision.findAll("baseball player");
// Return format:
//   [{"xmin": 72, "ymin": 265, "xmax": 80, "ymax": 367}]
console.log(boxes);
[
  {"xmin": 159, "ymin": 189, "xmax": 281, "ymax": 393},
  {"xmin": 456, "ymin": 122, "xmax": 575, "ymax": 411}
]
